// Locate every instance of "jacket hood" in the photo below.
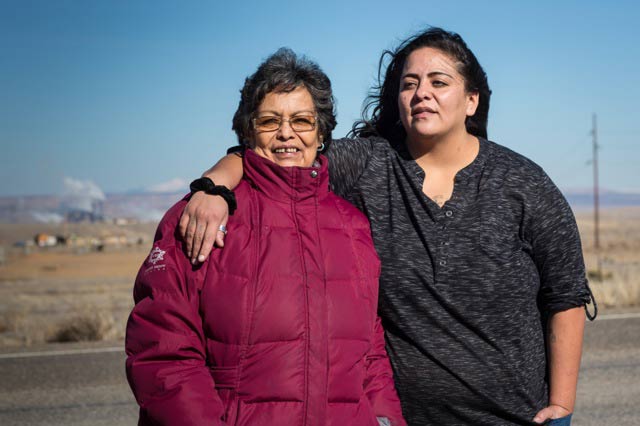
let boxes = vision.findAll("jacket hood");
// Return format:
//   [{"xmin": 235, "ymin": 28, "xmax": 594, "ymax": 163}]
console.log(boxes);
[{"xmin": 242, "ymin": 149, "xmax": 330, "ymax": 203}]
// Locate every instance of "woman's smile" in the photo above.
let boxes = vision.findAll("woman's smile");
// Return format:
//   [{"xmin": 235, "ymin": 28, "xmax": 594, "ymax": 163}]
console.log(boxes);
[{"xmin": 251, "ymin": 86, "xmax": 321, "ymax": 168}]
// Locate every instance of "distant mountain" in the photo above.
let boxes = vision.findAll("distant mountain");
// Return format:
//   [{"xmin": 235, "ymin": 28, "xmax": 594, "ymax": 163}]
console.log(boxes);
[
  {"xmin": 1, "ymin": 187, "xmax": 639, "ymax": 224},
  {"xmin": 124, "ymin": 178, "xmax": 190, "ymax": 195},
  {"xmin": 146, "ymin": 178, "xmax": 190, "ymax": 193},
  {"xmin": 0, "ymin": 191, "xmax": 185, "ymax": 224},
  {"xmin": 0, "ymin": 176, "xmax": 194, "ymax": 224},
  {"xmin": 562, "ymin": 188, "xmax": 640, "ymax": 209},
  {"xmin": 103, "ymin": 191, "xmax": 186, "ymax": 222}
]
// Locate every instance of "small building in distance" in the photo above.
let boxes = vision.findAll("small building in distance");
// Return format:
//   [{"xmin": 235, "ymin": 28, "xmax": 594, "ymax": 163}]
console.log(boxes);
[{"xmin": 34, "ymin": 233, "xmax": 58, "ymax": 247}]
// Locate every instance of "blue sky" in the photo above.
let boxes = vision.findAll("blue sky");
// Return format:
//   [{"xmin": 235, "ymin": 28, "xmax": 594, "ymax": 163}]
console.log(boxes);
[{"xmin": 1, "ymin": 0, "xmax": 639, "ymax": 196}]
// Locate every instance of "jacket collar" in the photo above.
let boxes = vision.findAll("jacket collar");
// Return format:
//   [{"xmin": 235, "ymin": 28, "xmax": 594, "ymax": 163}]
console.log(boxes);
[{"xmin": 243, "ymin": 149, "xmax": 330, "ymax": 202}]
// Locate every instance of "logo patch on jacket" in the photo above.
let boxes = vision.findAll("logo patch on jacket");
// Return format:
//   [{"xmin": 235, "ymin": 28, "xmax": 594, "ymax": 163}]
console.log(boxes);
[
  {"xmin": 142, "ymin": 246, "xmax": 168, "ymax": 275},
  {"xmin": 148, "ymin": 246, "xmax": 166, "ymax": 265}
]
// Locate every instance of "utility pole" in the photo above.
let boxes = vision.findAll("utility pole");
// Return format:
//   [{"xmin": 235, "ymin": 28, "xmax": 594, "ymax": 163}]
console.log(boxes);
[{"xmin": 592, "ymin": 113, "xmax": 602, "ymax": 278}]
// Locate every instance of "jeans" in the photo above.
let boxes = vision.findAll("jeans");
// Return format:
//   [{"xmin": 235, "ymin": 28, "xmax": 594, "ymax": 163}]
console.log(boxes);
[{"xmin": 548, "ymin": 413, "xmax": 572, "ymax": 425}]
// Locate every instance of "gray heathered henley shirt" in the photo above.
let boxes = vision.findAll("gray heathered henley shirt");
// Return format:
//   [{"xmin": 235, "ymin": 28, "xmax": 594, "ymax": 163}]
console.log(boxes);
[{"xmin": 326, "ymin": 136, "xmax": 592, "ymax": 426}]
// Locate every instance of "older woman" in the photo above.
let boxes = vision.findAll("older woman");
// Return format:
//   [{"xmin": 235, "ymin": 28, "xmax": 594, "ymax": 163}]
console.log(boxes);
[
  {"xmin": 125, "ymin": 48, "xmax": 406, "ymax": 426},
  {"xmin": 179, "ymin": 28, "xmax": 595, "ymax": 426}
]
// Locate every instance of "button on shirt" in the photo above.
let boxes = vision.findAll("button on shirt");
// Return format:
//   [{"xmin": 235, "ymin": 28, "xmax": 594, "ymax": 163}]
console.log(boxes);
[{"xmin": 327, "ymin": 137, "xmax": 592, "ymax": 426}]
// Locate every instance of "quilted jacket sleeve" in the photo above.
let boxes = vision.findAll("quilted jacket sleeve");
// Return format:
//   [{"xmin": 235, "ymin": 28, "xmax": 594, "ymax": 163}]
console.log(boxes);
[
  {"xmin": 125, "ymin": 202, "xmax": 226, "ymax": 426},
  {"xmin": 364, "ymin": 317, "xmax": 407, "ymax": 426}
]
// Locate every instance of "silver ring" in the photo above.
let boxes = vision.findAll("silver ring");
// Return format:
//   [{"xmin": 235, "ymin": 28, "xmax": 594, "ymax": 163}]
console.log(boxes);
[{"xmin": 218, "ymin": 225, "xmax": 227, "ymax": 235}]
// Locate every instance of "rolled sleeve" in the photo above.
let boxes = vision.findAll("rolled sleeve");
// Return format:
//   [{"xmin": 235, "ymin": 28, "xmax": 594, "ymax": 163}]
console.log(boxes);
[{"xmin": 529, "ymin": 174, "xmax": 592, "ymax": 314}]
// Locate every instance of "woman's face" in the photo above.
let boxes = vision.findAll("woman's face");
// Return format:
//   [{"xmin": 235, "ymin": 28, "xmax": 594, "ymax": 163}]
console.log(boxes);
[
  {"xmin": 397, "ymin": 47, "xmax": 478, "ymax": 144},
  {"xmin": 251, "ymin": 86, "xmax": 321, "ymax": 168}
]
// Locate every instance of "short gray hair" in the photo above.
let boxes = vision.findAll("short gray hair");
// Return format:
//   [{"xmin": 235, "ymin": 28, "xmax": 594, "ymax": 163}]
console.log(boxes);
[{"xmin": 232, "ymin": 48, "xmax": 336, "ymax": 152}]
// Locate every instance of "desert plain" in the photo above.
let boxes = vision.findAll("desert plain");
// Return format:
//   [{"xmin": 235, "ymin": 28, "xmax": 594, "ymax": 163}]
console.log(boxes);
[{"xmin": 0, "ymin": 207, "xmax": 639, "ymax": 348}]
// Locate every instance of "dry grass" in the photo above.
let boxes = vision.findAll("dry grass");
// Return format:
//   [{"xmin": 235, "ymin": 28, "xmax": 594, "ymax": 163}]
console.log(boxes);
[
  {"xmin": 0, "ymin": 276, "xmax": 136, "ymax": 347},
  {"xmin": 576, "ymin": 207, "xmax": 640, "ymax": 308},
  {"xmin": 49, "ymin": 310, "xmax": 118, "ymax": 343},
  {"xmin": 0, "ymin": 231, "xmax": 149, "ymax": 347},
  {"xmin": 0, "ymin": 209, "xmax": 638, "ymax": 348},
  {"xmin": 0, "ymin": 249, "xmax": 146, "ymax": 281}
]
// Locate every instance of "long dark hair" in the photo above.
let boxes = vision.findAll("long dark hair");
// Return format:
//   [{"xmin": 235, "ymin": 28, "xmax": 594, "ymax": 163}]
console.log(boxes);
[{"xmin": 351, "ymin": 27, "xmax": 491, "ymax": 143}]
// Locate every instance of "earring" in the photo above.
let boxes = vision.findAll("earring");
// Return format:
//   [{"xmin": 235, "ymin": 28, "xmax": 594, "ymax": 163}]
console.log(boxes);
[{"xmin": 317, "ymin": 142, "xmax": 325, "ymax": 151}]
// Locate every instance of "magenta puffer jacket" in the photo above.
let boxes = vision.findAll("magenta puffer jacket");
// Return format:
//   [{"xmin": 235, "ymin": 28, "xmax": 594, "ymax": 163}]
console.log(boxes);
[{"xmin": 126, "ymin": 150, "xmax": 406, "ymax": 426}]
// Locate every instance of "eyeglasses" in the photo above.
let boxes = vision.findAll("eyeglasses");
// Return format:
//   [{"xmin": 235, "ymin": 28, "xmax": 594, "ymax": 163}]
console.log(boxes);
[{"xmin": 253, "ymin": 114, "xmax": 317, "ymax": 132}]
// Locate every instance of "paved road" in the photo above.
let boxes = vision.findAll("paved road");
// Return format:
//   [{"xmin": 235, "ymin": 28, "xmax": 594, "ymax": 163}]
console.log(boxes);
[
  {"xmin": 0, "ymin": 345, "xmax": 137, "ymax": 426},
  {"xmin": 0, "ymin": 314, "xmax": 638, "ymax": 425},
  {"xmin": 573, "ymin": 313, "xmax": 640, "ymax": 425}
]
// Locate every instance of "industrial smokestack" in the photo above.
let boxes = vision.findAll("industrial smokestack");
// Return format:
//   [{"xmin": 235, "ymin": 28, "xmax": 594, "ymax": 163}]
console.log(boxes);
[{"xmin": 62, "ymin": 177, "xmax": 106, "ymax": 222}]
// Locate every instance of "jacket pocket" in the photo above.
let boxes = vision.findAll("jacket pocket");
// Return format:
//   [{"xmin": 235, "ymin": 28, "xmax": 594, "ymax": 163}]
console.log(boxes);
[
  {"xmin": 210, "ymin": 366, "xmax": 239, "ymax": 423},
  {"xmin": 215, "ymin": 389, "xmax": 239, "ymax": 424},
  {"xmin": 210, "ymin": 365, "xmax": 238, "ymax": 389}
]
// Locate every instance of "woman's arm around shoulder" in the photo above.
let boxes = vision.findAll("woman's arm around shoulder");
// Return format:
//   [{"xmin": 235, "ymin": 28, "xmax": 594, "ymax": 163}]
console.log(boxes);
[
  {"xmin": 179, "ymin": 152, "xmax": 243, "ymax": 264},
  {"xmin": 326, "ymin": 136, "xmax": 382, "ymax": 198}
]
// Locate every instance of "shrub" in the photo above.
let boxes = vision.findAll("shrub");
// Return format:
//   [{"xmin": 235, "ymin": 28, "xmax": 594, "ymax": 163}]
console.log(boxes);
[{"xmin": 49, "ymin": 311, "xmax": 116, "ymax": 343}]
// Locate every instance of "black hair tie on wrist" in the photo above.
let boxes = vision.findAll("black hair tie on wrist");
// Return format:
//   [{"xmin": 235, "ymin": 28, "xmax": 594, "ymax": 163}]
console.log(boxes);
[{"xmin": 189, "ymin": 177, "xmax": 237, "ymax": 216}]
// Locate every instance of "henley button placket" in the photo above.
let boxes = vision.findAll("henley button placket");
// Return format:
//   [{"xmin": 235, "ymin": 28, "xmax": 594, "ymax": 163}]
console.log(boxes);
[{"xmin": 438, "ymin": 208, "xmax": 455, "ymax": 271}]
